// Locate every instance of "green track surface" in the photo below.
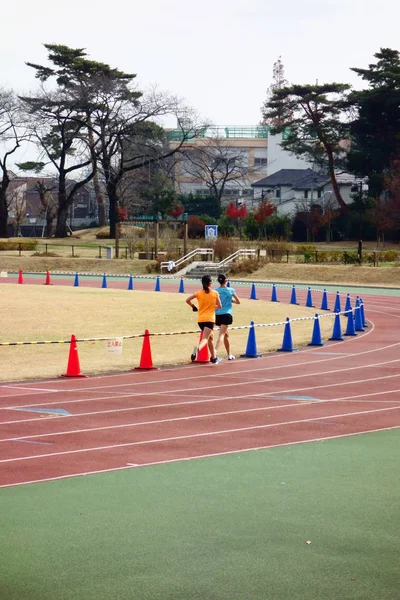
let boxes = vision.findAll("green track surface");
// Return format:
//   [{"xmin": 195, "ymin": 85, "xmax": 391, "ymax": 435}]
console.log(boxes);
[{"xmin": 2, "ymin": 429, "xmax": 399, "ymax": 600}]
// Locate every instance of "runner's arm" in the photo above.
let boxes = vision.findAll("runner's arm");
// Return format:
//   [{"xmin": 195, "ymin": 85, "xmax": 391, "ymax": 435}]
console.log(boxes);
[
  {"xmin": 186, "ymin": 294, "xmax": 197, "ymax": 310},
  {"xmin": 232, "ymin": 293, "xmax": 240, "ymax": 305}
]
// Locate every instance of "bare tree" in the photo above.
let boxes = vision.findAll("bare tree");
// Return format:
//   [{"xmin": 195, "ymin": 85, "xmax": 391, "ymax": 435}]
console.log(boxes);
[
  {"xmin": 0, "ymin": 89, "xmax": 27, "ymax": 237},
  {"xmin": 181, "ymin": 137, "xmax": 254, "ymax": 207},
  {"xmin": 19, "ymin": 87, "xmax": 97, "ymax": 237},
  {"xmin": 86, "ymin": 84, "xmax": 203, "ymax": 239},
  {"xmin": 34, "ymin": 179, "xmax": 58, "ymax": 237},
  {"xmin": 7, "ymin": 181, "xmax": 27, "ymax": 237}
]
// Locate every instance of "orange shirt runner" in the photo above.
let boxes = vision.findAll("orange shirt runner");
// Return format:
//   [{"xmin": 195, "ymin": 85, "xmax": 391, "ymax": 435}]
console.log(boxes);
[{"xmin": 194, "ymin": 289, "xmax": 220, "ymax": 322}]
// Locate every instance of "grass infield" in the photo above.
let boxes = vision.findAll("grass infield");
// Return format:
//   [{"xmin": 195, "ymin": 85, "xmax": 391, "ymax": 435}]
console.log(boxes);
[
  {"xmin": 2, "ymin": 429, "xmax": 399, "ymax": 600},
  {"xmin": 0, "ymin": 284, "xmax": 336, "ymax": 381}
]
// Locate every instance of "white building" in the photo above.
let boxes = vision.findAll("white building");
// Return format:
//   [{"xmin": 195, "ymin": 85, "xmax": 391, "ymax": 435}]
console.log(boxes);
[{"xmin": 251, "ymin": 169, "xmax": 365, "ymax": 216}]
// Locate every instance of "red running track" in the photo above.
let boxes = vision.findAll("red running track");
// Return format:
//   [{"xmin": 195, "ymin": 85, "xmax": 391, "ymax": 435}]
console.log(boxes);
[{"xmin": 1, "ymin": 284, "xmax": 400, "ymax": 488}]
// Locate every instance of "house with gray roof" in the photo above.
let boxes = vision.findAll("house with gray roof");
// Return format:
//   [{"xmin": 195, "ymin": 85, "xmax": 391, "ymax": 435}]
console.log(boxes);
[{"xmin": 251, "ymin": 169, "xmax": 363, "ymax": 215}]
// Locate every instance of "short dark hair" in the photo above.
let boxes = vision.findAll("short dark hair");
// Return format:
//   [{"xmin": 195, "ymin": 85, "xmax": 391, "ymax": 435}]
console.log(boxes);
[{"xmin": 217, "ymin": 273, "xmax": 226, "ymax": 284}]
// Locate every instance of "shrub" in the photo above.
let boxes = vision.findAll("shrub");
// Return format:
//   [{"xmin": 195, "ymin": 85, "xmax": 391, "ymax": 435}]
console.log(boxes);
[
  {"xmin": 210, "ymin": 237, "xmax": 238, "ymax": 261},
  {"xmin": 259, "ymin": 240, "xmax": 290, "ymax": 262},
  {"xmin": 145, "ymin": 261, "xmax": 160, "ymax": 273},
  {"xmin": 342, "ymin": 251, "xmax": 359, "ymax": 264},
  {"xmin": 96, "ymin": 231, "xmax": 110, "ymax": 240},
  {"xmin": 328, "ymin": 251, "xmax": 342, "ymax": 263},
  {"xmin": 229, "ymin": 257, "xmax": 264, "ymax": 275},
  {"xmin": 32, "ymin": 251, "xmax": 59, "ymax": 257},
  {"xmin": 315, "ymin": 251, "xmax": 330, "ymax": 263},
  {"xmin": 379, "ymin": 249, "xmax": 399, "ymax": 262},
  {"xmin": 198, "ymin": 214, "xmax": 218, "ymax": 226},
  {"xmin": 185, "ymin": 215, "xmax": 205, "ymax": 238},
  {"xmin": 0, "ymin": 240, "xmax": 38, "ymax": 251},
  {"xmin": 217, "ymin": 214, "xmax": 235, "ymax": 237}
]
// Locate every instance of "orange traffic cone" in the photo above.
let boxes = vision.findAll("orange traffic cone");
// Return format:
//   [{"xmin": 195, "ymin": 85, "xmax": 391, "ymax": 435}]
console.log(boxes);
[
  {"xmin": 135, "ymin": 330, "xmax": 159, "ymax": 370},
  {"xmin": 60, "ymin": 334, "xmax": 87, "ymax": 378},
  {"xmin": 18, "ymin": 270, "xmax": 24, "ymax": 284},
  {"xmin": 44, "ymin": 270, "xmax": 52, "ymax": 285},
  {"xmin": 195, "ymin": 331, "xmax": 210, "ymax": 363}
]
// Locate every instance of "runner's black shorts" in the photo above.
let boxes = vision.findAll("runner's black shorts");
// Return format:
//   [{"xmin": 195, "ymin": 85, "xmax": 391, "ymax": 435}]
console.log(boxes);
[
  {"xmin": 198, "ymin": 321, "xmax": 215, "ymax": 331},
  {"xmin": 215, "ymin": 314, "xmax": 233, "ymax": 326}
]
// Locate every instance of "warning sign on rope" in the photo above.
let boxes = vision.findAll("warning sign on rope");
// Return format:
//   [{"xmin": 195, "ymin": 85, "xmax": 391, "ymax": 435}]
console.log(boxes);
[{"xmin": 105, "ymin": 337, "xmax": 123, "ymax": 355}]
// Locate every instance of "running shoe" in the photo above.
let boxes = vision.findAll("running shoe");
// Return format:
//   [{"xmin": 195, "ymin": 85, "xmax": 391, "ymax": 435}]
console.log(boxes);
[
  {"xmin": 190, "ymin": 346, "xmax": 198, "ymax": 362},
  {"xmin": 227, "ymin": 354, "xmax": 236, "ymax": 360},
  {"xmin": 210, "ymin": 356, "xmax": 222, "ymax": 364}
]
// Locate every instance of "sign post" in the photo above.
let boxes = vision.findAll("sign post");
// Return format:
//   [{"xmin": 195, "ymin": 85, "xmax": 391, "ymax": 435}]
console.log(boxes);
[{"xmin": 205, "ymin": 225, "xmax": 218, "ymax": 239}]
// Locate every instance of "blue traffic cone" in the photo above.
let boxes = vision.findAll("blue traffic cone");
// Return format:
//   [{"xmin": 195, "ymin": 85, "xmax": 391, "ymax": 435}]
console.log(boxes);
[
  {"xmin": 360, "ymin": 297, "xmax": 368, "ymax": 327},
  {"xmin": 305, "ymin": 287, "xmax": 314, "ymax": 307},
  {"xmin": 320, "ymin": 289, "xmax": 329, "ymax": 310},
  {"xmin": 278, "ymin": 318, "xmax": 298, "ymax": 352},
  {"xmin": 227, "ymin": 280, "xmax": 231, "ymax": 288},
  {"xmin": 155, "ymin": 276, "xmax": 161, "ymax": 292},
  {"xmin": 101, "ymin": 273, "xmax": 107, "ymax": 289},
  {"xmin": 128, "ymin": 274, "xmax": 134, "ymax": 290},
  {"xmin": 345, "ymin": 294, "xmax": 351, "ymax": 312},
  {"xmin": 329, "ymin": 313, "xmax": 344, "ymax": 341},
  {"xmin": 271, "ymin": 284, "xmax": 279, "ymax": 302},
  {"xmin": 333, "ymin": 291, "xmax": 341, "ymax": 313},
  {"xmin": 250, "ymin": 282, "xmax": 258, "ymax": 300},
  {"xmin": 178, "ymin": 278, "xmax": 185, "ymax": 293},
  {"xmin": 344, "ymin": 309, "xmax": 357, "ymax": 336},
  {"xmin": 308, "ymin": 314, "xmax": 324, "ymax": 346},
  {"xmin": 240, "ymin": 321, "xmax": 261, "ymax": 358},
  {"xmin": 73, "ymin": 272, "xmax": 79, "ymax": 287},
  {"xmin": 290, "ymin": 285, "xmax": 299, "ymax": 305},
  {"xmin": 354, "ymin": 298, "xmax": 364, "ymax": 331}
]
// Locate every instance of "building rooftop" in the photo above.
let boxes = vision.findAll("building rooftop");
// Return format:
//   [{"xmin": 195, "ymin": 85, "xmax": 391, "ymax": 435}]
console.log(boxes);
[
  {"xmin": 167, "ymin": 125, "xmax": 269, "ymax": 142},
  {"xmin": 252, "ymin": 169, "xmax": 327, "ymax": 189}
]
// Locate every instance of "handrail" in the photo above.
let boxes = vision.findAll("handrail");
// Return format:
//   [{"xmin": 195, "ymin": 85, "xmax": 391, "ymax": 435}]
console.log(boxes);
[
  {"xmin": 160, "ymin": 248, "xmax": 214, "ymax": 272},
  {"xmin": 203, "ymin": 249, "xmax": 256, "ymax": 272}
]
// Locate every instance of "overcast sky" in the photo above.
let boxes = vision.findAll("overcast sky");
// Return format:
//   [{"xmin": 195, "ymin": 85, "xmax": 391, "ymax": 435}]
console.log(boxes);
[{"xmin": 2, "ymin": 0, "xmax": 399, "ymax": 127}]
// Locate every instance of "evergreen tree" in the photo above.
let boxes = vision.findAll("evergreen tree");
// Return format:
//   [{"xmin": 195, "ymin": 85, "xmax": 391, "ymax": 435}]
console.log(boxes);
[
  {"xmin": 347, "ymin": 48, "xmax": 400, "ymax": 197},
  {"xmin": 263, "ymin": 82, "xmax": 351, "ymax": 212}
]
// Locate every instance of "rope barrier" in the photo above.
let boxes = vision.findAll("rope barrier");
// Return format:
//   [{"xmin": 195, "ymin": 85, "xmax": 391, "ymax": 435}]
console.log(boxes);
[{"xmin": 0, "ymin": 309, "xmax": 356, "ymax": 347}]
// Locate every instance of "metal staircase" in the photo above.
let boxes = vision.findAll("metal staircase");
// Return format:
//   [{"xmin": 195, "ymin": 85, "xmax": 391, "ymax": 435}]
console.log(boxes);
[
  {"xmin": 160, "ymin": 248, "xmax": 214, "ymax": 274},
  {"xmin": 182, "ymin": 249, "xmax": 257, "ymax": 279}
]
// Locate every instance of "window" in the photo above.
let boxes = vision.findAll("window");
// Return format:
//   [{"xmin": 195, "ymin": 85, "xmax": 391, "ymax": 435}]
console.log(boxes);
[
  {"xmin": 304, "ymin": 190, "xmax": 309, "ymax": 199},
  {"xmin": 317, "ymin": 189, "xmax": 322, "ymax": 198},
  {"xmin": 254, "ymin": 157, "xmax": 268, "ymax": 167},
  {"xmin": 276, "ymin": 188, "xmax": 281, "ymax": 198}
]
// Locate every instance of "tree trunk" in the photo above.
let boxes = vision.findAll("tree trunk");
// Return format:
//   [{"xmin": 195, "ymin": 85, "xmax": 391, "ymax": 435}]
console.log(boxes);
[
  {"xmin": 107, "ymin": 183, "xmax": 118, "ymax": 239},
  {"xmin": 326, "ymin": 149, "xmax": 348, "ymax": 213},
  {"xmin": 0, "ymin": 173, "xmax": 10, "ymax": 238},
  {"xmin": 94, "ymin": 172, "xmax": 107, "ymax": 226},
  {"xmin": 0, "ymin": 191, "xmax": 9, "ymax": 238},
  {"xmin": 87, "ymin": 124, "xmax": 107, "ymax": 227},
  {"xmin": 54, "ymin": 177, "xmax": 69, "ymax": 238}
]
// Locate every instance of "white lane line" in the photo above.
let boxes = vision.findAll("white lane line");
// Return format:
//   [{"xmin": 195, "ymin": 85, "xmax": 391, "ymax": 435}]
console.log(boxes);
[
  {"xmin": 1, "ymin": 376, "xmax": 400, "ymax": 429},
  {"xmin": 1, "ymin": 404, "xmax": 399, "ymax": 464},
  {"xmin": 3, "ymin": 357, "xmax": 400, "ymax": 412},
  {"xmin": 0, "ymin": 321, "xmax": 378, "ymax": 399},
  {"xmin": 1, "ymin": 387, "xmax": 60, "ymax": 393},
  {"xmin": 1, "ymin": 424, "xmax": 399, "ymax": 489},
  {"xmin": 2, "ymin": 383, "xmax": 400, "ymax": 443}
]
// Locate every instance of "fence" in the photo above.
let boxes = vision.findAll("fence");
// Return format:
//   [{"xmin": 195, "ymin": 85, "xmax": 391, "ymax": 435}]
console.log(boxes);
[{"xmin": 0, "ymin": 242, "xmax": 398, "ymax": 266}]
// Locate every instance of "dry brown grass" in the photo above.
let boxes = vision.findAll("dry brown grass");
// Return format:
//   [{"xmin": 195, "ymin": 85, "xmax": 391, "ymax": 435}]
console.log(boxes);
[{"xmin": 0, "ymin": 285, "xmax": 336, "ymax": 382}]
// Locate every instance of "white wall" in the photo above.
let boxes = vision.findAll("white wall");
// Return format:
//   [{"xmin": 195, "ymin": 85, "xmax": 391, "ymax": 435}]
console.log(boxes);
[{"xmin": 267, "ymin": 133, "xmax": 311, "ymax": 174}]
